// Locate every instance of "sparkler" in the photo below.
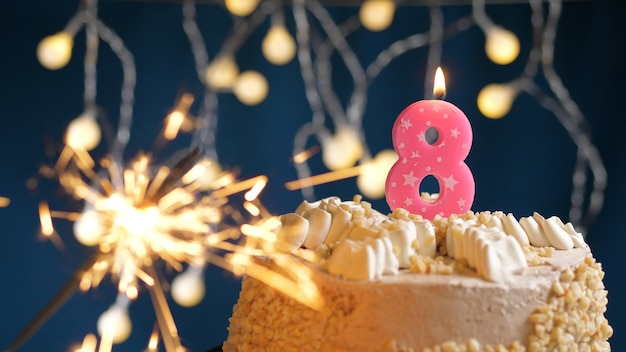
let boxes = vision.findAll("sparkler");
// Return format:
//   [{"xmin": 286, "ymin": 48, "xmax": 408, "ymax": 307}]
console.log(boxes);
[
  {"xmin": 8, "ymin": 111, "xmax": 323, "ymax": 352},
  {"xmin": 11, "ymin": 0, "xmax": 328, "ymax": 348}
]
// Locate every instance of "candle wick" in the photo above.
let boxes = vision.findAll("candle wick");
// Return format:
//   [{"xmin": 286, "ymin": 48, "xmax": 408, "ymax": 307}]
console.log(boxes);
[{"xmin": 434, "ymin": 92, "xmax": 446, "ymax": 100}]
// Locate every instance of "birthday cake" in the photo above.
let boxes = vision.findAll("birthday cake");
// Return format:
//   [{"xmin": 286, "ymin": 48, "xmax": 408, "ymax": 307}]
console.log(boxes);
[{"xmin": 222, "ymin": 195, "xmax": 612, "ymax": 351}]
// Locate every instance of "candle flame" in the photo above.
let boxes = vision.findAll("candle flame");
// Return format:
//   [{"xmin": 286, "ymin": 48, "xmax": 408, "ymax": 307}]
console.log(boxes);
[
  {"xmin": 433, "ymin": 66, "xmax": 446, "ymax": 99},
  {"xmin": 0, "ymin": 196, "xmax": 10, "ymax": 208}
]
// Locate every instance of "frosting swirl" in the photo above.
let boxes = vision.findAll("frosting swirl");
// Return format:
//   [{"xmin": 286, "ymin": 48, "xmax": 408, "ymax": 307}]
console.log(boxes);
[{"xmin": 272, "ymin": 196, "xmax": 588, "ymax": 283}]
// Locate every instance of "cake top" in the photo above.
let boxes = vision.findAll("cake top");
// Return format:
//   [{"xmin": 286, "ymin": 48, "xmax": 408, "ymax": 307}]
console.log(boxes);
[{"xmin": 273, "ymin": 195, "xmax": 588, "ymax": 283}]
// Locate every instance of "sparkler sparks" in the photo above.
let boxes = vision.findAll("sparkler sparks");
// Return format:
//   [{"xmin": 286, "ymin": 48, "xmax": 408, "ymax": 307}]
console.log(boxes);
[{"xmin": 9, "ymin": 107, "xmax": 323, "ymax": 352}]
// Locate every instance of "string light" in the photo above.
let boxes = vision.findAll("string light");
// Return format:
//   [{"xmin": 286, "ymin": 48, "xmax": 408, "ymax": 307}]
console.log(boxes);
[
  {"xmin": 37, "ymin": 32, "xmax": 74, "ymax": 70},
  {"xmin": 233, "ymin": 70, "xmax": 268, "ymax": 105},
  {"xmin": 182, "ymin": 0, "xmax": 220, "ymax": 160},
  {"xmin": 473, "ymin": 0, "xmax": 520, "ymax": 65},
  {"xmin": 224, "ymin": 0, "xmax": 259, "ymax": 17},
  {"xmin": 321, "ymin": 127, "xmax": 363, "ymax": 171},
  {"xmin": 204, "ymin": 55, "xmax": 240, "ymax": 89},
  {"xmin": 65, "ymin": 112, "xmax": 102, "ymax": 151},
  {"xmin": 485, "ymin": 26, "xmax": 520, "ymax": 65},
  {"xmin": 356, "ymin": 149, "xmax": 398, "ymax": 199},
  {"xmin": 262, "ymin": 25, "xmax": 296, "ymax": 65},
  {"xmin": 171, "ymin": 265, "xmax": 206, "ymax": 307},
  {"xmin": 96, "ymin": 295, "xmax": 132, "ymax": 345},
  {"xmin": 0, "ymin": 196, "xmax": 10, "ymax": 208},
  {"xmin": 477, "ymin": 83, "xmax": 518, "ymax": 119},
  {"xmin": 359, "ymin": 0, "xmax": 395, "ymax": 32},
  {"xmin": 73, "ymin": 209, "xmax": 106, "ymax": 246}
]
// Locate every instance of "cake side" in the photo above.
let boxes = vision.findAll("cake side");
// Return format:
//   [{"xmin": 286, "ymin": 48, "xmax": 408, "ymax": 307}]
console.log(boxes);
[
  {"xmin": 223, "ymin": 248, "xmax": 610, "ymax": 352},
  {"xmin": 223, "ymin": 196, "xmax": 612, "ymax": 352}
]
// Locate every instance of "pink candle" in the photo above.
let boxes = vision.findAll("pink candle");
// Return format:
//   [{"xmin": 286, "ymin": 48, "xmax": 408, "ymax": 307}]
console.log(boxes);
[{"xmin": 385, "ymin": 68, "xmax": 474, "ymax": 219}]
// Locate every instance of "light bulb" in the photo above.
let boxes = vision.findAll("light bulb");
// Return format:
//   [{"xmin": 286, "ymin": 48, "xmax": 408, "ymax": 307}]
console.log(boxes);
[
  {"xmin": 65, "ymin": 113, "xmax": 102, "ymax": 151},
  {"xmin": 322, "ymin": 127, "xmax": 364, "ymax": 171},
  {"xmin": 262, "ymin": 25, "xmax": 296, "ymax": 65},
  {"xmin": 357, "ymin": 149, "xmax": 398, "ymax": 199},
  {"xmin": 359, "ymin": 0, "xmax": 395, "ymax": 32},
  {"xmin": 171, "ymin": 266, "xmax": 206, "ymax": 307},
  {"xmin": 485, "ymin": 27, "xmax": 520, "ymax": 65},
  {"xmin": 73, "ymin": 210, "xmax": 106, "ymax": 246},
  {"xmin": 477, "ymin": 83, "xmax": 517, "ymax": 119},
  {"xmin": 97, "ymin": 303, "xmax": 132, "ymax": 344},
  {"xmin": 224, "ymin": 0, "xmax": 259, "ymax": 17},
  {"xmin": 233, "ymin": 70, "xmax": 268, "ymax": 105},
  {"xmin": 205, "ymin": 56, "xmax": 239, "ymax": 89},
  {"xmin": 37, "ymin": 32, "xmax": 73, "ymax": 70}
]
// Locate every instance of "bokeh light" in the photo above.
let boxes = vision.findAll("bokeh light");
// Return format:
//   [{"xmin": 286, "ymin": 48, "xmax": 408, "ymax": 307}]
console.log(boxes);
[
  {"xmin": 262, "ymin": 25, "xmax": 296, "ymax": 65},
  {"xmin": 224, "ymin": 0, "xmax": 259, "ymax": 17},
  {"xmin": 357, "ymin": 149, "xmax": 398, "ymax": 199},
  {"xmin": 485, "ymin": 26, "xmax": 520, "ymax": 65},
  {"xmin": 65, "ymin": 113, "xmax": 102, "ymax": 151},
  {"xmin": 322, "ymin": 127, "xmax": 364, "ymax": 171},
  {"xmin": 171, "ymin": 266, "xmax": 206, "ymax": 307},
  {"xmin": 359, "ymin": 0, "xmax": 395, "ymax": 32},
  {"xmin": 205, "ymin": 56, "xmax": 240, "ymax": 89},
  {"xmin": 477, "ymin": 83, "xmax": 517, "ymax": 119},
  {"xmin": 37, "ymin": 32, "xmax": 73, "ymax": 70},
  {"xmin": 233, "ymin": 70, "xmax": 269, "ymax": 105},
  {"xmin": 97, "ymin": 299, "xmax": 132, "ymax": 344}
]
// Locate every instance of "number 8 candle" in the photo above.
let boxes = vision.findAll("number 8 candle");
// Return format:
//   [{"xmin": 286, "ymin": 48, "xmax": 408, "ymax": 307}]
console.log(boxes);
[{"xmin": 385, "ymin": 67, "xmax": 474, "ymax": 219}]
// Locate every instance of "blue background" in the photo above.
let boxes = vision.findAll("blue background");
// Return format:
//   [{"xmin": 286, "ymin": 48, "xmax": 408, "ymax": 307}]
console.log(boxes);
[{"xmin": 0, "ymin": 1, "xmax": 624, "ymax": 351}]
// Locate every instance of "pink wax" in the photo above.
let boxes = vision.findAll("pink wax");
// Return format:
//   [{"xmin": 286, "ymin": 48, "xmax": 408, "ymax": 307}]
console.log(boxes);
[{"xmin": 385, "ymin": 99, "xmax": 475, "ymax": 219}]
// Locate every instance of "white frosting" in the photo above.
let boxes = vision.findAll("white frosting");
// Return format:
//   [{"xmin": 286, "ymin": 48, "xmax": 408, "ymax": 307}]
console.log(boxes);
[
  {"xmin": 518, "ymin": 212, "xmax": 587, "ymax": 250},
  {"xmin": 413, "ymin": 220, "xmax": 436, "ymax": 258},
  {"xmin": 327, "ymin": 239, "xmax": 375, "ymax": 280},
  {"xmin": 364, "ymin": 236, "xmax": 399, "ymax": 277},
  {"xmin": 519, "ymin": 216, "xmax": 550, "ymax": 246},
  {"xmin": 275, "ymin": 196, "xmax": 589, "ymax": 284},
  {"xmin": 563, "ymin": 221, "xmax": 587, "ymax": 248},
  {"xmin": 324, "ymin": 202, "xmax": 352, "ymax": 244},
  {"xmin": 500, "ymin": 213, "xmax": 530, "ymax": 246},
  {"xmin": 446, "ymin": 218, "xmax": 476, "ymax": 259},
  {"xmin": 345, "ymin": 220, "xmax": 381, "ymax": 241},
  {"xmin": 486, "ymin": 213, "xmax": 503, "ymax": 229},
  {"xmin": 327, "ymin": 237, "xmax": 398, "ymax": 280},
  {"xmin": 276, "ymin": 213, "xmax": 309, "ymax": 252},
  {"xmin": 385, "ymin": 220, "xmax": 418, "ymax": 268},
  {"xmin": 542, "ymin": 216, "xmax": 575, "ymax": 249},
  {"xmin": 447, "ymin": 224, "xmax": 527, "ymax": 282},
  {"xmin": 301, "ymin": 208, "xmax": 330, "ymax": 249}
]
